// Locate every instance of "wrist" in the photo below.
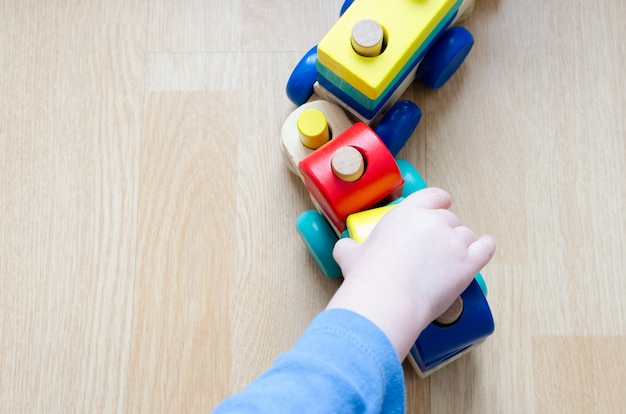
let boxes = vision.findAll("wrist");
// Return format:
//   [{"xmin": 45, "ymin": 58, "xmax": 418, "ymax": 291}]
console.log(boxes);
[{"xmin": 326, "ymin": 274, "xmax": 431, "ymax": 359}]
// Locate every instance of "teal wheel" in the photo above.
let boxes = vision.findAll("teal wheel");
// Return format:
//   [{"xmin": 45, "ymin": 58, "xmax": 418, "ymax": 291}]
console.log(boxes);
[
  {"xmin": 296, "ymin": 210, "xmax": 342, "ymax": 279},
  {"xmin": 475, "ymin": 272, "xmax": 488, "ymax": 296},
  {"xmin": 396, "ymin": 158, "xmax": 428, "ymax": 197}
]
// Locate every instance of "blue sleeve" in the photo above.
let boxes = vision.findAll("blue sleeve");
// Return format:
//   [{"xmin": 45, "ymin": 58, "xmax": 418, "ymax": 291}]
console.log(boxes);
[{"xmin": 212, "ymin": 308, "xmax": 405, "ymax": 413}]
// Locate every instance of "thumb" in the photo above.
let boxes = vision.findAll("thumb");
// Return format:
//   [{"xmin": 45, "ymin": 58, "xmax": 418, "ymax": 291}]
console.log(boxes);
[{"xmin": 333, "ymin": 237, "xmax": 361, "ymax": 277}]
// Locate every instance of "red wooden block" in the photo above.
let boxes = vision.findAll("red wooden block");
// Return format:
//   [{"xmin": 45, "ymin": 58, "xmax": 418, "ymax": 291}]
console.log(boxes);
[{"xmin": 298, "ymin": 122, "xmax": 404, "ymax": 232}]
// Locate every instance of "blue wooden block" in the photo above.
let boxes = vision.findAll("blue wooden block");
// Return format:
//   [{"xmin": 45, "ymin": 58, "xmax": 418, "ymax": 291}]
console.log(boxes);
[{"xmin": 409, "ymin": 278, "xmax": 495, "ymax": 376}]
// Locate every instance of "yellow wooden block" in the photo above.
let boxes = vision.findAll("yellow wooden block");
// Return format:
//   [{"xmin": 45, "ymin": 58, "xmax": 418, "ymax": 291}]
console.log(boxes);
[
  {"xmin": 318, "ymin": 0, "xmax": 458, "ymax": 100},
  {"xmin": 346, "ymin": 205, "xmax": 395, "ymax": 243}
]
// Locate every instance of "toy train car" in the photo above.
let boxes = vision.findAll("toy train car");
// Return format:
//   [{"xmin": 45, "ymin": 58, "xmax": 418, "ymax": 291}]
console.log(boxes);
[{"xmin": 287, "ymin": 0, "xmax": 477, "ymax": 151}]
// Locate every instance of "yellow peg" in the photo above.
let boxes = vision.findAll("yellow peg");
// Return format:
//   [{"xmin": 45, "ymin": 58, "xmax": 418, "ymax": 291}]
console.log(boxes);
[{"xmin": 297, "ymin": 108, "xmax": 331, "ymax": 149}]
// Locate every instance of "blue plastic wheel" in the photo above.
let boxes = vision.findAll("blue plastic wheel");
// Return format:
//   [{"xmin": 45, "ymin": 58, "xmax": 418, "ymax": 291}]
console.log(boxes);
[
  {"xmin": 396, "ymin": 158, "xmax": 428, "ymax": 197},
  {"xmin": 340, "ymin": 0, "xmax": 355, "ymax": 16},
  {"xmin": 286, "ymin": 46, "xmax": 318, "ymax": 106},
  {"xmin": 296, "ymin": 210, "xmax": 342, "ymax": 279},
  {"xmin": 417, "ymin": 26, "xmax": 474, "ymax": 89},
  {"xmin": 374, "ymin": 100, "xmax": 422, "ymax": 156}
]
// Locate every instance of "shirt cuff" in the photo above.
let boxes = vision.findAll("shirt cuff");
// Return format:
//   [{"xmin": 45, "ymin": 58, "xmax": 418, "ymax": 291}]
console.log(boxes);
[{"xmin": 291, "ymin": 308, "xmax": 406, "ymax": 413}]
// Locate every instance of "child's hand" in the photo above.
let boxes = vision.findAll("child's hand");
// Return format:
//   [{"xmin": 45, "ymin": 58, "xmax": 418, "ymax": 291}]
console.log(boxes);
[{"xmin": 326, "ymin": 187, "xmax": 495, "ymax": 358}]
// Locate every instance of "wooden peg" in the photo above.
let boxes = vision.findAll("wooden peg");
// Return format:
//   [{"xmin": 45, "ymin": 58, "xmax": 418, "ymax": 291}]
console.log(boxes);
[
  {"xmin": 351, "ymin": 19, "xmax": 384, "ymax": 57},
  {"xmin": 331, "ymin": 146, "xmax": 365, "ymax": 182},
  {"xmin": 297, "ymin": 108, "xmax": 331, "ymax": 149},
  {"xmin": 435, "ymin": 296, "xmax": 464, "ymax": 326}
]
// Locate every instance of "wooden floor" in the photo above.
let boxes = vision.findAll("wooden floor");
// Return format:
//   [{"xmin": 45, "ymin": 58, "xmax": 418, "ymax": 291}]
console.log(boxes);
[{"xmin": 2, "ymin": 1, "xmax": 625, "ymax": 413}]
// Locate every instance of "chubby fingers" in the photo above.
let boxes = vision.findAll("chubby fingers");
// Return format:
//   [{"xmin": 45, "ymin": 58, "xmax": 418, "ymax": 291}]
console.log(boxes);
[
  {"xmin": 402, "ymin": 188, "xmax": 461, "ymax": 227},
  {"xmin": 454, "ymin": 225, "xmax": 477, "ymax": 245},
  {"xmin": 403, "ymin": 188, "xmax": 496, "ymax": 268},
  {"xmin": 468, "ymin": 234, "xmax": 496, "ymax": 269},
  {"xmin": 402, "ymin": 187, "xmax": 452, "ymax": 210}
]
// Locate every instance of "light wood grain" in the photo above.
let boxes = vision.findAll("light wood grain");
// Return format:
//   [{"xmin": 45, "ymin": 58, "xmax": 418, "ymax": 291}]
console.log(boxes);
[
  {"xmin": 2, "ymin": 1, "xmax": 626, "ymax": 413},
  {"xmin": 533, "ymin": 337, "xmax": 626, "ymax": 413}
]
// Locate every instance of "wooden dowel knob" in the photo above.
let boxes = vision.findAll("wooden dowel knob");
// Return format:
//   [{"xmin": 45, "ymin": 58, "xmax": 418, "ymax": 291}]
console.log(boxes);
[
  {"xmin": 297, "ymin": 108, "xmax": 330, "ymax": 149},
  {"xmin": 351, "ymin": 19, "xmax": 384, "ymax": 57},
  {"xmin": 435, "ymin": 296, "xmax": 464, "ymax": 326},
  {"xmin": 331, "ymin": 146, "xmax": 365, "ymax": 182}
]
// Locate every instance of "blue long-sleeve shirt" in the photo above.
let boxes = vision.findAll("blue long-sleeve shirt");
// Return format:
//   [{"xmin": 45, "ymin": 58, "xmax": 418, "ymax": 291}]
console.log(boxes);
[{"xmin": 213, "ymin": 309, "xmax": 405, "ymax": 413}]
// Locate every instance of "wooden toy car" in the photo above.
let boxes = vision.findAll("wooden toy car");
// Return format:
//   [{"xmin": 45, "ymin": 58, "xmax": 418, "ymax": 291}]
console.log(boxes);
[
  {"xmin": 281, "ymin": 100, "xmax": 494, "ymax": 376},
  {"xmin": 287, "ymin": 0, "xmax": 477, "ymax": 154},
  {"xmin": 281, "ymin": 99, "xmax": 426, "ymax": 277}
]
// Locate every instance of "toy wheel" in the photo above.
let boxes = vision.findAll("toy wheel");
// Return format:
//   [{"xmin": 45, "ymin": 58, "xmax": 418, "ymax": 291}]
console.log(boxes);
[
  {"xmin": 417, "ymin": 26, "xmax": 474, "ymax": 89},
  {"xmin": 396, "ymin": 158, "xmax": 428, "ymax": 197},
  {"xmin": 340, "ymin": 0, "xmax": 354, "ymax": 16},
  {"xmin": 296, "ymin": 210, "xmax": 342, "ymax": 279},
  {"xmin": 374, "ymin": 100, "xmax": 422, "ymax": 156},
  {"xmin": 286, "ymin": 46, "xmax": 318, "ymax": 106},
  {"xmin": 475, "ymin": 272, "xmax": 488, "ymax": 296}
]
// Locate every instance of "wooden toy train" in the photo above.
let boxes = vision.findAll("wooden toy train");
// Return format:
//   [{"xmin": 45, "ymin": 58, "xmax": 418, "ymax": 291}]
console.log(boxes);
[{"xmin": 282, "ymin": 0, "xmax": 493, "ymax": 377}]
